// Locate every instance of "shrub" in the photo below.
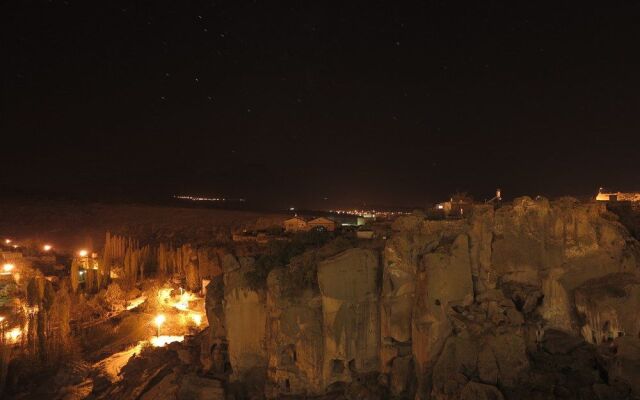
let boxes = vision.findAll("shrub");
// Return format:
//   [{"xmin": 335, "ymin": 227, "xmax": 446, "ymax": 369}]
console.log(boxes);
[
  {"xmin": 102, "ymin": 283, "xmax": 126, "ymax": 312},
  {"xmin": 244, "ymin": 231, "xmax": 332, "ymax": 291}
]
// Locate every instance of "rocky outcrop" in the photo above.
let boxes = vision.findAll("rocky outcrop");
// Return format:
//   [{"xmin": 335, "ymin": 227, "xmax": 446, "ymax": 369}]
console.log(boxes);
[
  {"xmin": 607, "ymin": 336, "xmax": 640, "ymax": 394},
  {"xmin": 222, "ymin": 255, "xmax": 268, "ymax": 385},
  {"xmin": 102, "ymin": 337, "xmax": 226, "ymax": 400},
  {"xmin": 317, "ymin": 248, "xmax": 381, "ymax": 388},
  {"xmin": 575, "ymin": 273, "xmax": 640, "ymax": 344},
  {"xmin": 203, "ymin": 197, "xmax": 640, "ymax": 399},
  {"xmin": 264, "ymin": 267, "xmax": 323, "ymax": 397},
  {"xmin": 385, "ymin": 197, "xmax": 640, "ymax": 399}
]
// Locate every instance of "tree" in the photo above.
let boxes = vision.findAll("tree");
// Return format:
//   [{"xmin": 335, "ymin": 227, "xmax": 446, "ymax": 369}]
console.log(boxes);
[{"xmin": 70, "ymin": 259, "xmax": 79, "ymax": 293}]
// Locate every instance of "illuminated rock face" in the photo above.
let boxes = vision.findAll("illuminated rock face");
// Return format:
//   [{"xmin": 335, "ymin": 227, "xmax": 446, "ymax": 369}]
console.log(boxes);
[
  {"xmin": 382, "ymin": 197, "xmax": 640, "ymax": 399},
  {"xmin": 574, "ymin": 273, "xmax": 640, "ymax": 344},
  {"xmin": 205, "ymin": 197, "xmax": 640, "ymax": 399},
  {"xmin": 317, "ymin": 248, "xmax": 381, "ymax": 388},
  {"xmin": 412, "ymin": 232, "xmax": 474, "ymax": 397},
  {"xmin": 264, "ymin": 268, "xmax": 323, "ymax": 397},
  {"xmin": 222, "ymin": 255, "xmax": 267, "ymax": 384}
]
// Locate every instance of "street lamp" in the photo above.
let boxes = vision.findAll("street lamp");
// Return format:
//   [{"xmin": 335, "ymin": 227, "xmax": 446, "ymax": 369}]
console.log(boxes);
[
  {"xmin": 154, "ymin": 314, "xmax": 166, "ymax": 337},
  {"xmin": 78, "ymin": 249, "xmax": 88, "ymax": 257},
  {"xmin": 43, "ymin": 244, "xmax": 52, "ymax": 252}
]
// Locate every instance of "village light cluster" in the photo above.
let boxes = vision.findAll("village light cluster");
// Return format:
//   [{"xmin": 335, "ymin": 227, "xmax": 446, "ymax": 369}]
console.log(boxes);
[
  {"xmin": 328, "ymin": 209, "xmax": 408, "ymax": 218},
  {"xmin": 2, "ymin": 263, "xmax": 15, "ymax": 274},
  {"xmin": 174, "ymin": 195, "xmax": 246, "ymax": 202},
  {"xmin": 3, "ymin": 237, "xmax": 55, "ymax": 253}
]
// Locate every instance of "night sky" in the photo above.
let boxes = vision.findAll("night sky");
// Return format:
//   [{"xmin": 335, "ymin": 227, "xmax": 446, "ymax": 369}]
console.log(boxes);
[{"xmin": 2, "ymin": 1, "xmax": 639, "ymax": 209}]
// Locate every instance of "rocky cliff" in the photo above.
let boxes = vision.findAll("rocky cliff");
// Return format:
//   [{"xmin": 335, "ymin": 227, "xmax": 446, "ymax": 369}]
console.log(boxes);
[{"xmin": 204, "ymin": 197, "xmax": 640, "ymax": 399}]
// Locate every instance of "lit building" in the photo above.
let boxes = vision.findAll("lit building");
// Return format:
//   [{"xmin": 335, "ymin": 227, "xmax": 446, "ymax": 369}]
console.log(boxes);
[
  {"xmin": 596, "ymin": 188, "xmax": 640, "ymax": 202},
  {"xmin": 435, "ymin": 193, "xmax": 474, "ymax": 218},
  {"xmin": 283, "ymin": 217, "xmax": 309, "ymax": 232},
  {"xmin": 307, "ymin": 217, "xmax": 337, "ymax": 232}
]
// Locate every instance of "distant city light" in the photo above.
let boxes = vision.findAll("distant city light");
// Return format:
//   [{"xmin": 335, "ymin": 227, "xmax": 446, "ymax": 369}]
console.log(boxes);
[
  {"xmin": 328, "ymin": 209, "xmax": 408, "ymax": 218},
  {"xmin": 43, "ymin": 244, "xmax": 52, "ymax": 252},
  {"xmin": 4, "ymin": 239, "xmax": 11, "ymax": 244},
  {"xmin": 174, "ymin": 195, "xmax": 245, "ymax": 202}
]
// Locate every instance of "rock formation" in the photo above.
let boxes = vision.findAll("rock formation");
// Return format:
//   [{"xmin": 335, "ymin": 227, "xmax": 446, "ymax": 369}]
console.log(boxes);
[
  {"xmin": 317, "ymin": 248, "xmax": 381, "ymax": 388},
  {"xmin": 202, "ymin": 197, "xmax": 640, "ymax": 399}
]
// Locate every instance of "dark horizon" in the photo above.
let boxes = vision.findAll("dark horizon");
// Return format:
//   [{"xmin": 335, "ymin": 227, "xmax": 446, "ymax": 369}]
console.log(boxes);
[{"xmin": 2, "ymin": 1, "xmax": 640, "ymax": 209}]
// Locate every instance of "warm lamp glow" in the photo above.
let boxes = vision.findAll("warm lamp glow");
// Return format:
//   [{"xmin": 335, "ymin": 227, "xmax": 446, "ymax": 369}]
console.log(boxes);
[
  {"xmin": 190, "ymin": 313, "xmax": 202, "ymax": 326},
  {"xmin": 150, "ymin": 335, "xmax": 184, "ymax": 347},
  {"xmin": 78, "ymin": 249, "xmax": 88, "ymax": 257},
  {"xmin": 5, "ymin": 328, "xmax": 21, "ymax": 343},
  {"xmin": 43, "ymin": 244, "xmax": 52, "ymax": 251},
  {"xmin": 2, "ymin": 263, "xmax": 15, "ymax": 273},
  {"xmin": 4, "ymin": 239, "xmax": 10, "ymax": 245},
  {"xmin": 154, "ymin": 314, "xmax": 166, "ymax": 337},
  {"xmin": 154, "ymin": 314, "xmax": 166, "ymax": 328},
  {"xmin": 175, "ymin": 291, "xmax": 193, "ymax": 311}
]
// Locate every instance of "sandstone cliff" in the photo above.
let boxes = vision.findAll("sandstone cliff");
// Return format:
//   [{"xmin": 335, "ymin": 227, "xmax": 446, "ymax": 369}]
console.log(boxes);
[{"xmin": 204, "ymin": 197, "xmax": 640, "ymax": 400}]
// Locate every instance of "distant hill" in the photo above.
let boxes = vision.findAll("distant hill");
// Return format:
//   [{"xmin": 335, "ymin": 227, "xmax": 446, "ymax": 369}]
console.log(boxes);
[{"xmin": 0, "ymin": 200, "xmax": 287, "ymax": 253}]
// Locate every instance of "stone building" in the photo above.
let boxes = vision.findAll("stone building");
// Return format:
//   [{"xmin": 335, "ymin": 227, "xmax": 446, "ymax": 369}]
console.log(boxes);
[
  {"xmin": 283, "ymin": 217, "xmax": 308, "ymax": 232},
  {"xmin": 307, "ymin": 217, "xmax": 336, "ymax": 232},
  {"xmin": 596, "ymin": 188, "xmax": 640, "ymax": 202}
]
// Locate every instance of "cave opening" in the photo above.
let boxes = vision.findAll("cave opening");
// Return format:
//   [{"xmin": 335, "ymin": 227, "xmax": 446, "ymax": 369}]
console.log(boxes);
[{"xmin": 331, "ymin": 359, "xmax": 345, "ymax": 374}]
